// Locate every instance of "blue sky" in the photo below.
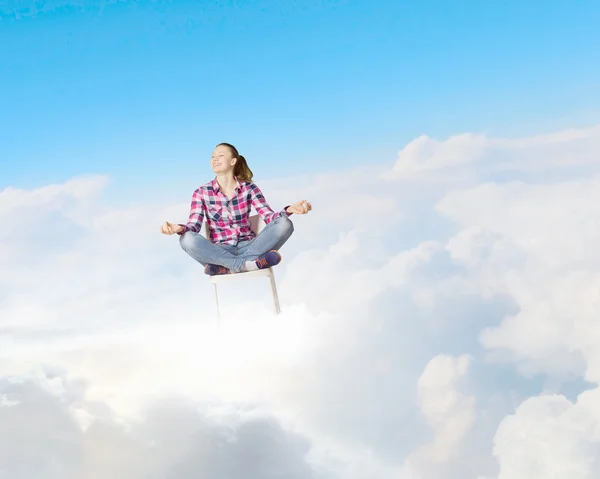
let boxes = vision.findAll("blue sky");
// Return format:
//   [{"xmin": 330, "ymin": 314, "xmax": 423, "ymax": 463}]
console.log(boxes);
[{"xmin": 1, "ymin": 0, "xmax": 599, "ymax": 193}]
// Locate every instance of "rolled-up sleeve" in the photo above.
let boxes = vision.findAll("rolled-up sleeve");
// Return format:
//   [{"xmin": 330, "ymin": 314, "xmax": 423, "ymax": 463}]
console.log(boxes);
[{"xmin": 179, "ymin": 188, "xmax": 205, "ymax": 234}]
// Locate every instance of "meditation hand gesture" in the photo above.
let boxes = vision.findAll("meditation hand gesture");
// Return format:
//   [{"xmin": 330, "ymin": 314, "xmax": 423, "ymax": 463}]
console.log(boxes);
[
  {"xmin": 286, "ymin": 200, "xmax": 312, "ymax": 215},
  {"xmin": 160, "ymin": 221, "xmax": 184, "ymax": 235}
]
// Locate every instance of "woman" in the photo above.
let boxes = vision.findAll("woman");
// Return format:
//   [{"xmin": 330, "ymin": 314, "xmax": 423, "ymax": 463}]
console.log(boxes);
[{"xmin": 160, "ymin": 142, "xmax": 312, "ymax": 275}]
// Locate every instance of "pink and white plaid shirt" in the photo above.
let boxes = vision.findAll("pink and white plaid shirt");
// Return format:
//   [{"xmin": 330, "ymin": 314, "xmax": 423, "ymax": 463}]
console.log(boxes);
[{"xmin": 178, "ymin": 177, "xmax": 291, "ymax": 245}]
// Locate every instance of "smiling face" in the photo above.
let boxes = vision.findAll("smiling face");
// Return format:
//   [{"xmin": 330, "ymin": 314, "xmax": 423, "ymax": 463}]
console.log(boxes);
[{"xmin": 211, "ymin": 145, "xmax": 237, "ymax": 175}]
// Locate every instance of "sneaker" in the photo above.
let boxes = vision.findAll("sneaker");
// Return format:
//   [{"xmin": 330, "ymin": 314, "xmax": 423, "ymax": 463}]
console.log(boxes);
[
  {"xmin": 255, "ymin": 250, "xmax": 282, "ymax": 270},
  {"xmin": 204, "ymin": 264, "xmax": 230, "ymax": 276}
]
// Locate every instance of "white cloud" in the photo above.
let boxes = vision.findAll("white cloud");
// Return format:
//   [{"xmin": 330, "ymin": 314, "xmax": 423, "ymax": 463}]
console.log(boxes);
[
  {"xmin": 0, "ymin": 370, "xmax": 319, "ymax": 479},
  {"xmin": 392, "ymin": 133, "xmax": 489, "ymax": 178},
  {"xmin": 491, "ymin": 388, "xmax": 600, "ymax": 479},
  {"xmin": 3, "ymin": 122, "xmax": 600, "ymax": 478},
  {"xmin": 0, "ymin": 168, "xmax": 433, "ymax": 478},
  {"xmin": 437, "ymin": 178, "xmax": 600, "ymax": 381},
  {"xmin": 420, "ymin": 124, "xmax": 600, "ymax": 477},
  {"xmin": 416, "ymin": 354, "xmax": 475, "ymax": 463},
  {"xmin": 391, "ymin": 124, "xmax": 600, "ymax": 179}
]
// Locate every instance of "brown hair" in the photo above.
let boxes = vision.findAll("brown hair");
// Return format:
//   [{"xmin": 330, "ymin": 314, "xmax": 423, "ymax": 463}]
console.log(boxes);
[{"xmin": 216, "ymin": 142, "xmax": 254, "ymax": 182}]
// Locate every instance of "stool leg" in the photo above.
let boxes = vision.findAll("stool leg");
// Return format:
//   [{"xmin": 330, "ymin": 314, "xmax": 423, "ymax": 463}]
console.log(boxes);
[
  {"xmin": 213, "ymin": 282, "xmax": 221, "ymax": 323},
  {"xmin": 268, "ymin": 269, "xmax": 281, "ymax": 315}
]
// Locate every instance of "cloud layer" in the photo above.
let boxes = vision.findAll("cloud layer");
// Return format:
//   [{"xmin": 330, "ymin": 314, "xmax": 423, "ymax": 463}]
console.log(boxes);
[{"xmin": 2, "ymin": 123, "xmax": 600, "ymax": 478}]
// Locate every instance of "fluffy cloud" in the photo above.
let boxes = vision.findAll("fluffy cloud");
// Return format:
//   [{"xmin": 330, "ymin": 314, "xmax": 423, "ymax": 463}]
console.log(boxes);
[
  {"xmin": 435, "ymin": 177, "xmax": 600, "ymax": 378},
  {"xmin": 0, "ymin": 370, "xmax": 317, "ymax": 479},
  {"xmin": 416, "ymin": 354, "xmax": 475, "ymax": 463},
  {"xmin": 3, "ymin": 122, "xmax": 600, "ymax": 478},
  {"xmin": 490, "ymin": 388, "xmax": 600, "ymax": 478},
  {"xmin": 391, "ymin": 124, "xmax": 600, "ymax": 180},
  {"xmin": 0, "ymin": 170, "xmax": 435, "ymax": 478}
]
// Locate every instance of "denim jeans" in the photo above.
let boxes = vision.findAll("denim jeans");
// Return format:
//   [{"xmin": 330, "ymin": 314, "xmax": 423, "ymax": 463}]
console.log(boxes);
[{"xmin": 179, "ymin": 215, "xmax": 294, "ymax": 273}]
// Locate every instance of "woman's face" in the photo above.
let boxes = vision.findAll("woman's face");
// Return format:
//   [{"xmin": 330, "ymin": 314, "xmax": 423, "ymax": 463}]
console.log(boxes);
[{"xmin": 211, "ymin": 145, "xmax": 236, "ymax": 174}]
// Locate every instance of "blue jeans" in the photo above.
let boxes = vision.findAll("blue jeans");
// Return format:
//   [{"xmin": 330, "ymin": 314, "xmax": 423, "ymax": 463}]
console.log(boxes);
[{"xmin": 179, "ymin": 215, "xmax": 294, "ymax": 273}]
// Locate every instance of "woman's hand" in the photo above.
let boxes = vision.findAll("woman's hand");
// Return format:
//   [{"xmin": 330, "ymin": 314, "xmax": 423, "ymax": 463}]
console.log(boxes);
[
  {"xmin": 161, "ymin": 221, "xmax": 184, "ymax": 235},
  {"xmin": 286, "ymin": 200, "xmax": 312, "ymax": 215}
]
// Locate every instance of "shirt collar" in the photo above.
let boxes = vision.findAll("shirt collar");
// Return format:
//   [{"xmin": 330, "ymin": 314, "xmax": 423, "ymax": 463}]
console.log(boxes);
[{"xmin": 212, "ymin": 176, "xmax": 240, "ymax": 193}]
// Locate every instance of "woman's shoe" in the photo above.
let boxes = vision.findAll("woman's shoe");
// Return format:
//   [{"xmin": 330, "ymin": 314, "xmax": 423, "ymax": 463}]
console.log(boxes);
[
  {"xmin": 255, "ymin": 250, "xmax": 282, "ymax": 270},
  {"xmin": 204, "ymin": 264, "xmax": 231, "ymax": 276}
]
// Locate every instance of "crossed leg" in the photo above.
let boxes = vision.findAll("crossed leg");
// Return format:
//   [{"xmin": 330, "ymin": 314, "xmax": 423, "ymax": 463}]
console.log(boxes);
[
  {"xmin": 235, "ymin": 215, "xmax": 294, "ymax": 260},
  {"xmin": 179, "ymin": 215, "xmax": 295, "ymax": 273},
  {"xmin": 179, "ymin": 231, "xmax": 246, "ymax": 273}
]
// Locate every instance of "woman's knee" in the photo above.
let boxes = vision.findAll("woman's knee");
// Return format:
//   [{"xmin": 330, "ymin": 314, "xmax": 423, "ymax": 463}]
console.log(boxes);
[
  {"xmin": 179, "ymin": 231, "xmax": 198, "ymax": 252},
  {"xmin": 179, "ymin": 231, "xmax": 211, "ymax": 264},
  {"xmin": 268, "ymin": 216, "xmax": 293, "ymax": 241},
  {"xmin": 276, "ymin": 215, "xmax": 294, "ymax": 235}
]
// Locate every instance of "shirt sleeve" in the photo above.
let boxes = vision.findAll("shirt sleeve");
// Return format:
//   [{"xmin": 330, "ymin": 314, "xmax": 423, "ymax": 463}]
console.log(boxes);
[
  {"xmin": 249, "ymin": 183, "xmax": 291, "ymax": 224},
  {"xmin": 178, "ymin": 188, "xmax": 205, "ymax": 234}
]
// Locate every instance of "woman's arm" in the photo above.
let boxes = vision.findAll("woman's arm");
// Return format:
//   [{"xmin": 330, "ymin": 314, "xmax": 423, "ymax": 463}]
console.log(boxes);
[
  {"xmin": 178, "ymin": 188, "xmax": 206, "ymax": 234},
  {"xmin": 249, "ymin": 183, "xmax": 291, "ymax": 224}
]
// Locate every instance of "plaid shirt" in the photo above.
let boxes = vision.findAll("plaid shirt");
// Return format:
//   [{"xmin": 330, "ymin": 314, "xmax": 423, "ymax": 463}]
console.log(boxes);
[{"xmin": 179, "ymin": 177, "xmax": 291, "ymax": 245}]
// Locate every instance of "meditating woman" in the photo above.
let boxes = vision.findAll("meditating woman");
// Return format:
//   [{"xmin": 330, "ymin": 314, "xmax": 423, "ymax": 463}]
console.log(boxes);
[{"xmin": 160, "ymin": 142, "xmax": 312, "ymax": 275}]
